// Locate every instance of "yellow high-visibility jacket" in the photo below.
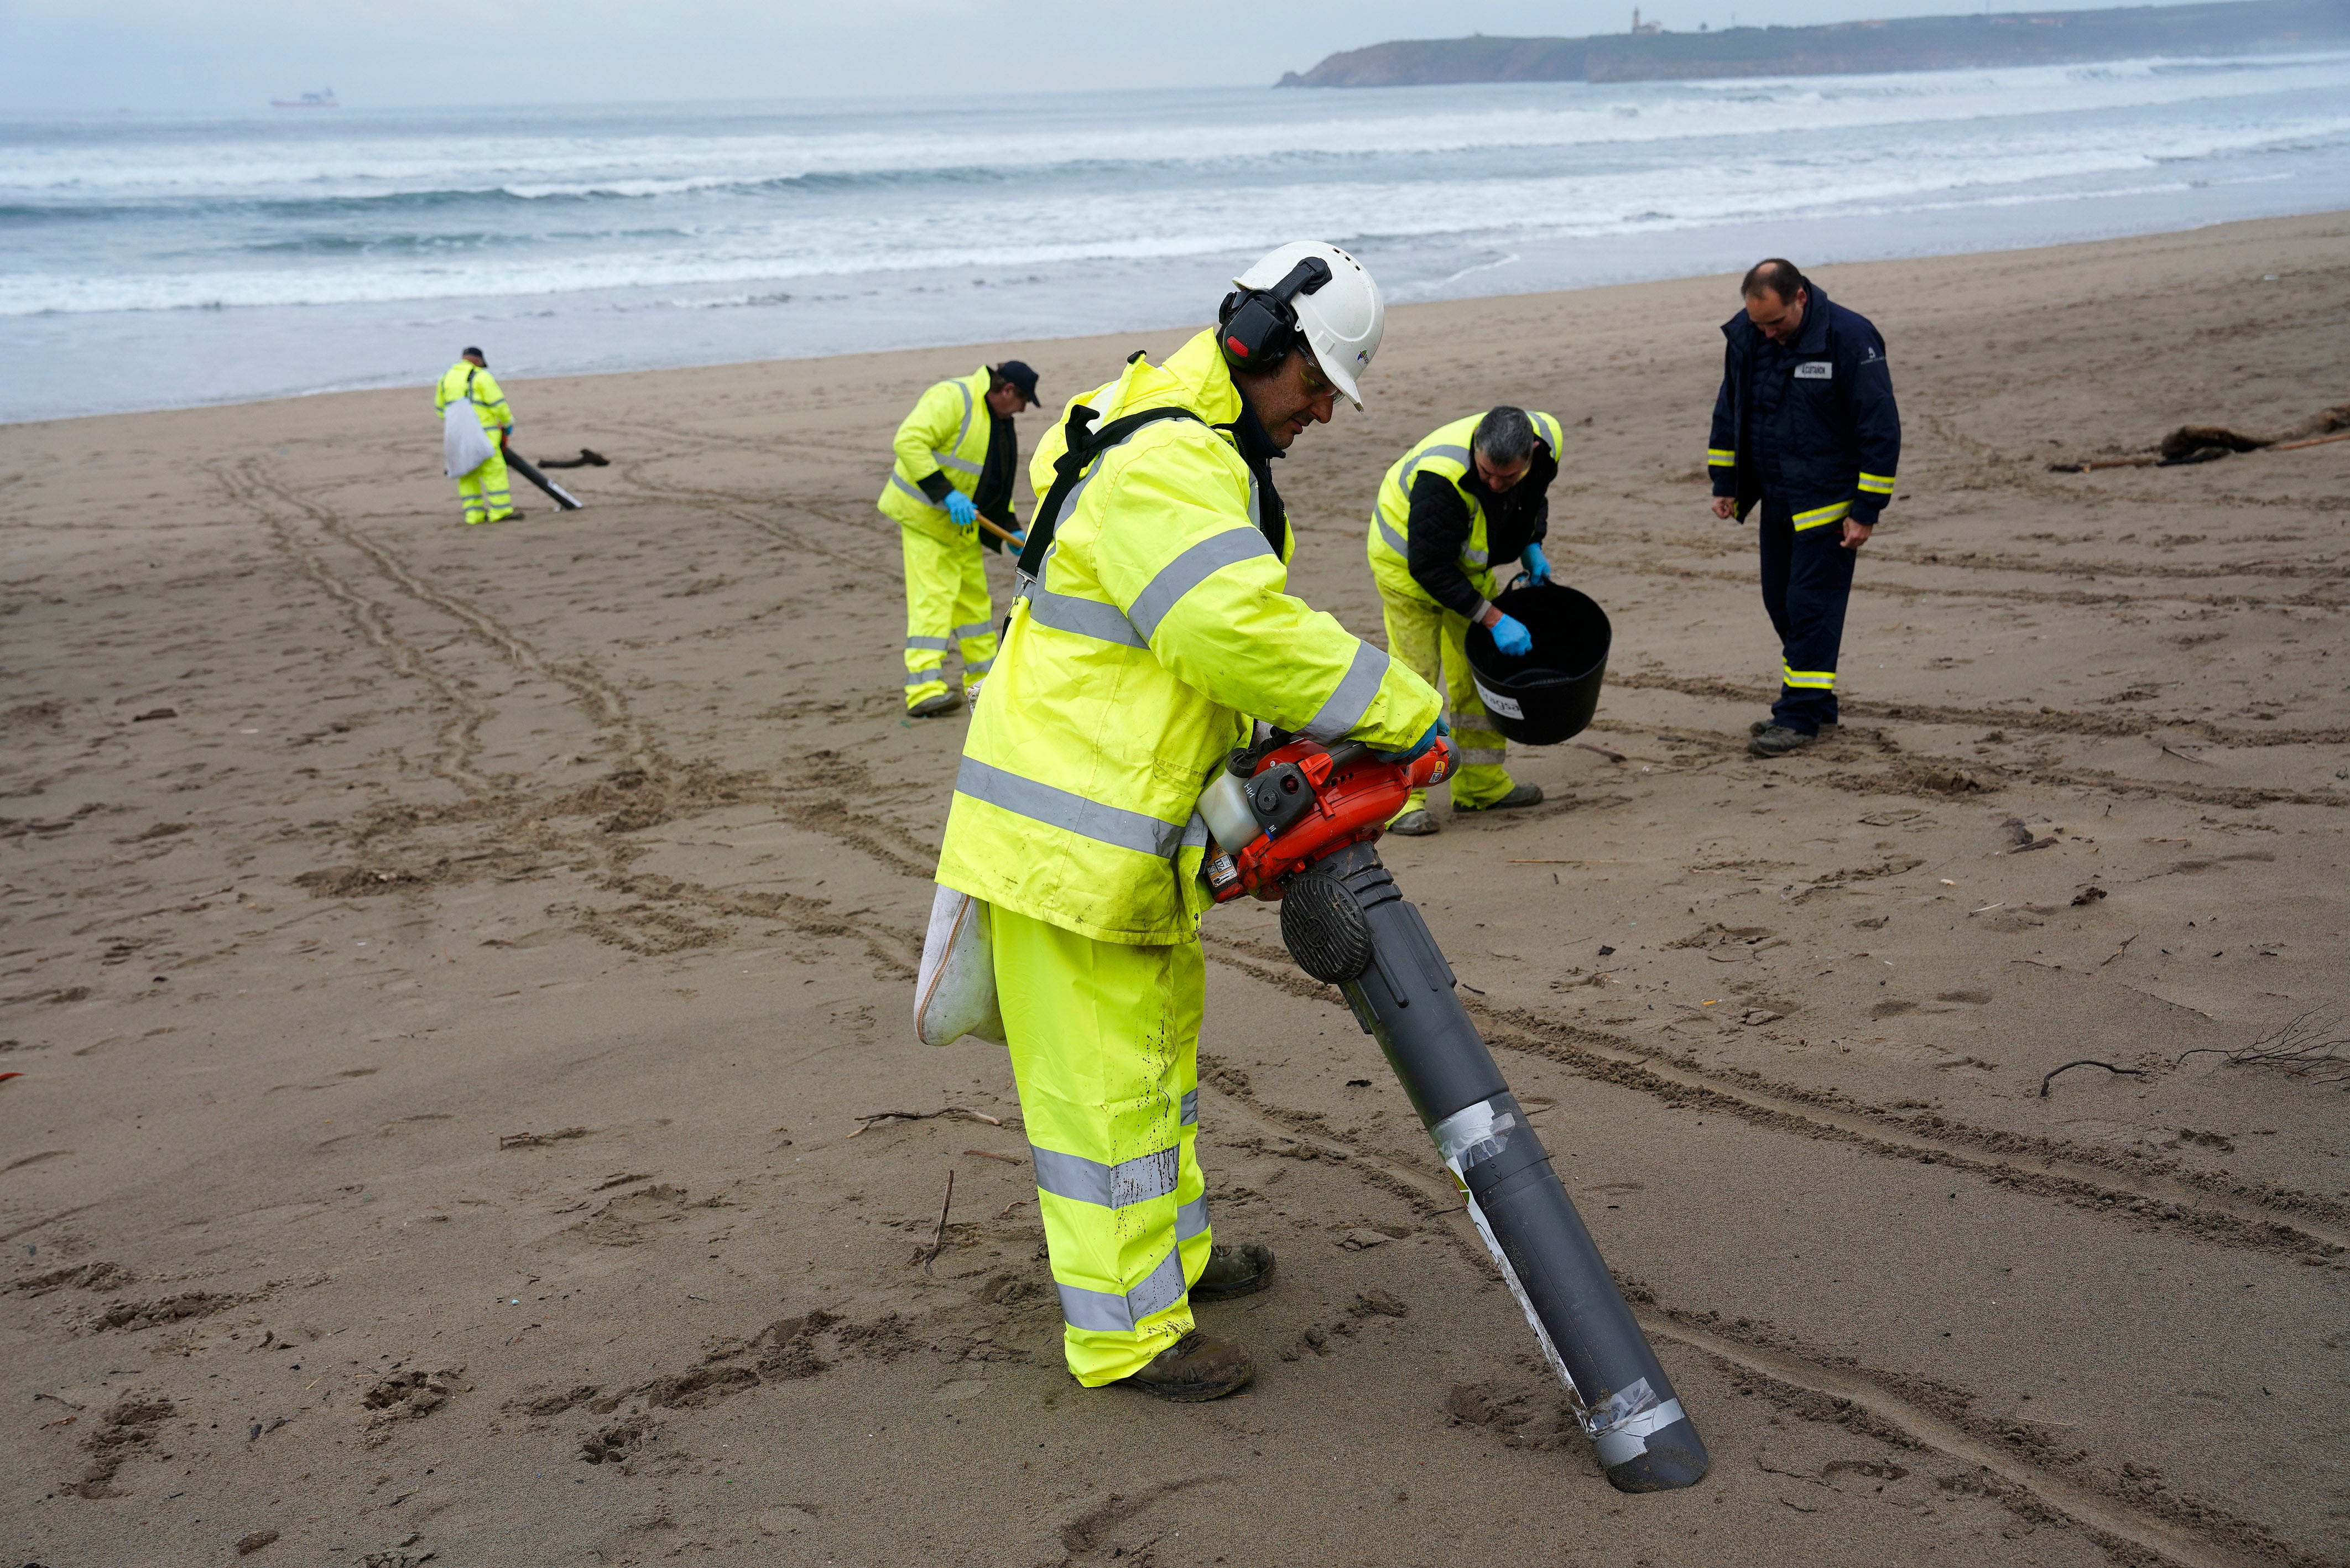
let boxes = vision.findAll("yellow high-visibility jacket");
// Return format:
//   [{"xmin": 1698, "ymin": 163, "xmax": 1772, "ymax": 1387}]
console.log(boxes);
[
  {"xmin": 878, "ymin": 366, "xmax": 995, "ymax": 543},
  {"xmin": 1368, "ymin": 409, "xmax": 1564, "ymax": 605},
  {"xmin": 934, "ymin": 330, "xmax": 1443, "ymax": 946},
  {"xmin": 434, "ymin": 362, "xmax": 512, "ymax": 431}
]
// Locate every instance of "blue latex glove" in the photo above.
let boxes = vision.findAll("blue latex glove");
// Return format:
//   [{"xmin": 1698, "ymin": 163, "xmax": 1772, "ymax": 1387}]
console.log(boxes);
[
  {"xmin": 1520, "ymin": 541, "xmax": 1551, "ymax": 585},
  {"xmin": 1490, "ymin": 613, "xmax": 1533, "ymax": 658},
  {"xmin": 944, "ymin": 491, "xmax": 978, "ymax": 529},
  {"xmin": 1373, "ymin": 717, "xmax": 1449, "ymax": 764}
]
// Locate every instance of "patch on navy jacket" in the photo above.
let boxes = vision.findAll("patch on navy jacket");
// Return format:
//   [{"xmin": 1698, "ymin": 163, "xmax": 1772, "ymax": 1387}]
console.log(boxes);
[{"xmin": 1794, "ymin": 361, "xmax": 1833, "ymax": 380}]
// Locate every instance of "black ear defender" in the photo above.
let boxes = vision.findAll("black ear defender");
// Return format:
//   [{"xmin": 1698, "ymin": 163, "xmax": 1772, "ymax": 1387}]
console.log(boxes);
[{"xmin": 1217, "ymin": 257, "xmax": 1333, "ymax": 374}]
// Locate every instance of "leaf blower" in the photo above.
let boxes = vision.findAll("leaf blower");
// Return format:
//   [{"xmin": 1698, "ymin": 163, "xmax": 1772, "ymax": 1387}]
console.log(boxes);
[{"xmin": 1196, "ymin": 733, "xmax": 1709, "ymax": 1493}]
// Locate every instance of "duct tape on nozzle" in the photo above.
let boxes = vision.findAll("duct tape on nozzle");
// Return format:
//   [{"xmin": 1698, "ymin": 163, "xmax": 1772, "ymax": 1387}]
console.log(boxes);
[
  {"xmin": 1431, "ymin": 1096, "xmax": 1518, "ymax": 1175},
  {"xmin": 1586, "ymin": 1377, "xmax": 1687, "ymax": 1467}
]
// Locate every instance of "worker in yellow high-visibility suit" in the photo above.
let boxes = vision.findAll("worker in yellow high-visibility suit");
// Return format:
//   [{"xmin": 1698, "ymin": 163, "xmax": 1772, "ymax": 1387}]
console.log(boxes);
[
  {"xmin": 934, "ymin": 243, "xmax": 1444, "ymax": 1402},
  {"xmin": 1367, "ymin": 407, "xmax": 1566, "ymax": 834},
  {"xmin": 434, "ymin": 348, "xmax": 521, "ymax": 527},
  {"xmin": 879, "ymin": 360, "xmax": 1040, "ymax": 716}
]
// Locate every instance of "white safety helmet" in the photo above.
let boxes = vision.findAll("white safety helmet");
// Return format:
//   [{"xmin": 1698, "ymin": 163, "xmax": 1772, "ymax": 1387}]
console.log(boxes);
[{"xmin": 1227, "ymin": 241, "xmax": 1385, "ymax": 409}]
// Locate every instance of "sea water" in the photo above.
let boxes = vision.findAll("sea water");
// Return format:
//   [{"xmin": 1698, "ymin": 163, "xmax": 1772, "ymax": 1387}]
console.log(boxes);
[{"xmin": 5, "ymin": 50, "xmax": 2349, "ymax": 422}]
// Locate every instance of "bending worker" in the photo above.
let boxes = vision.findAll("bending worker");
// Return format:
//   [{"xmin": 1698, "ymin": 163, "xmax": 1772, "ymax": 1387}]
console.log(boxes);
[
  {"xmin": 879, "ymin": 360, "xmax": 1041, "ymax": 717},
  {"xmin": 933, "ymin": 243, "xmax": 1444, "ymax": 1400},
  {"xmin": 434, "ymin": 347, "xmax": 521, "ymax": 527},
  {"xmin": 1367, "ymin": 405, "xmax": 1562, "ymax": 834},
  {"xmin": 1707, "ymin": 258, "xmax": 1900, "ymax": 757}
]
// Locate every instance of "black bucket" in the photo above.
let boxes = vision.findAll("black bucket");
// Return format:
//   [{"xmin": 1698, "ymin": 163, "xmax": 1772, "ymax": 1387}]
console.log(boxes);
[{"xmin": 1462, "ymin": 582, "xmax": 1611, "ymax": 746}]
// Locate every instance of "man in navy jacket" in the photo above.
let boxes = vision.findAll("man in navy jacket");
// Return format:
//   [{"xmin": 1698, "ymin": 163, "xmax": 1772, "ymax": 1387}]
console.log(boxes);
[{"xmin": 1706, "ymin": 259, "xmax": 1900, "ymax": 757}]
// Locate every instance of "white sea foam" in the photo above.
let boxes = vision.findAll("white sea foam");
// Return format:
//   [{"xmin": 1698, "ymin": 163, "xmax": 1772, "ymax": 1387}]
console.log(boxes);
[{"xmin": 5, "ymin": 54, "xmax": 2349, "ymax": 418}]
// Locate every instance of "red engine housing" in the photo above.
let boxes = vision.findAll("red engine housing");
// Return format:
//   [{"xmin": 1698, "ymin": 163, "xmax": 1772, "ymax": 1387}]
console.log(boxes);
[{"xmin": 1213, "ymin": 737, "xmax": 1456, "ymax": 902}]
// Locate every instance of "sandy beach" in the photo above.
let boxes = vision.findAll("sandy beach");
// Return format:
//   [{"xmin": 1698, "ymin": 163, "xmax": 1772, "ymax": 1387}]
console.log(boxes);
[{"xmin": 4, "ymin": 211, "xmax": 2347, "ymax": 1567}]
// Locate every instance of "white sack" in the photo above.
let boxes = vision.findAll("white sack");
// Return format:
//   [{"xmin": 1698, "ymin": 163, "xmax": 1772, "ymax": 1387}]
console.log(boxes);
[
  {"xmin": 444, "ymin": 403, "xmax": 496, "ymax": 479},
  {"xmin": 913, "ymin": 884, "xmax": 1004, "ymax": 1048}
]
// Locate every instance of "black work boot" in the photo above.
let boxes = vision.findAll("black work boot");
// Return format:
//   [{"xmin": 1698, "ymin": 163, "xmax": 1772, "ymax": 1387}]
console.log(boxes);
[
  {"xmin": 1387, "ymin": 808, "xmax": 1437, "ymax": 837},
  {"xmin": 1191, "ymin": 1241, "xmax": 1275, "ymax": 1302},
  {"xmin": 1457, "ymin": 783, "xmax": 1544, "ymax": 813},
  {"xmin": 1748, "ymin": 725, "xmax": 1815, "ymax": 758},
  {"xmin": 1115, "ymin": 1332, "xmax": 1256, "ymax": 1403},
  {"xmin": 906, "ymin": 690, "xmax": 963, "ymax": 718}
]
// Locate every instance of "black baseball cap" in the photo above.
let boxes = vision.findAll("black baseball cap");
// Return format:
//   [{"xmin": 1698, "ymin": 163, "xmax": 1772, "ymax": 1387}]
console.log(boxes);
[
  {"xmin": 462, "ymin": 346, "xmax": 486, "ymax": 364},
  {"xmin": 995, "ymin": 360, "xmax": 1040, "ymax": 405}
]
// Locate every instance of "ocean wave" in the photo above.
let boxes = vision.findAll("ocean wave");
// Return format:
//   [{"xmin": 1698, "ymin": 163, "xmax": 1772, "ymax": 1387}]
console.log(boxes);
[
  {"xmin": 5, "ymin": 50, "xmax": 2347, "ymax": 209},
  {"xmin": 4, "ymin": 102, "xmax": 2340, "ymax": 319}
]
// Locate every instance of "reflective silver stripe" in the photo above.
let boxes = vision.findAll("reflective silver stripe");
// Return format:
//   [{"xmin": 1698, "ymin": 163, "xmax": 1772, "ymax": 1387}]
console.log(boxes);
[
  {"xmin": 1127, "ymin": 1244, "xmax": 1188, "ymax": 1321},
  {"xmin": 1374, "ymin": 512, "xmax": 1410, "ymax": 559},
  {"xmin": 1462, "ymin": 545, "xmax": 1489, "ymax": 566},
  {"xmin": 950, "ymin": 377, "xmax": 975, "ymax": 450},
  {"xmin": 1531, "ymin": 411, "xmax": 1560, "ymax": 452},
  {"xmin": 1460, "ymin": 747, "xmax": 1508, "ymax": 765},
  {"xmin": 925, "ymin": 380, "xmax": 982, "ymax": 472},
  {"xmin": 1179, "ymin": 1088, "xmax": 1199, "ymax": 1126},
  {"xmin": 905, "ymin": 667, "xmax": 944, "ymax": 687},
  {"xmin": 1180, "ymin": 812, "xmax": 1209, "ymax": 851},
  {"xmin": 1301, "ymin": 640, "xmax": 1390, "ymax": 743},
  {"xmin": 1430, "ymin": 1096, "xmax": 1518, "ymax": 1174},
  {"xmin": 1400, "ymin": 442, "xmax": 1470, "ymax": 495},
  {"xmin": 906, "ymin": 635, "xmax": 953, "ymax": 652},
  {"xmin": 890, "ymin": 472, "xmax": 943, "ymax": 509},
  {"xmin": 1128, "ymin": 529, "xmax": 1273, "ymax": 642},
  {"xmin": 1176, "ymin": 1192, "xmax": 1209, "ymax": 1241},
  {"xmin": 955, "ymin": 757, "xmax": 1185, "ymax": 857},
  {"xmin": 1055, "ymin": 1241, "xmax": 1188, "ymax": 1332},
  {"xmin": 953, "ymin": 621, "xmax": 994, "ymax": 642},
  {"xmin": 963, "ymin": 657, "xmax": 994, "ymax": 676},
  {"xmin": 1031, "ymin": 1143, "xmax": 1180, "ymax": 1210},
  {"xmin": 1057, "ymin": 1279, "xmax": 1137, "ymax": 1332},
  {"xmin": 1024, "ymin": 582, "xmax": 1147, "ymax": 648}
]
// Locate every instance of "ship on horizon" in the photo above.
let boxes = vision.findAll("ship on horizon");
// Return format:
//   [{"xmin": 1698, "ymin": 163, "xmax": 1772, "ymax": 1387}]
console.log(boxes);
[{"xmin": 270, "ymin": 88, "xmax": 338, "ymax": 109}]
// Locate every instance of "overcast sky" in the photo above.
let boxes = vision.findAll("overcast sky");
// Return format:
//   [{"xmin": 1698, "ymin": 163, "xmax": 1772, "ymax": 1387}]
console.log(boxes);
[{"xmin": 2, "ymin": 0, "xmax": 2160, "ymax": 111}]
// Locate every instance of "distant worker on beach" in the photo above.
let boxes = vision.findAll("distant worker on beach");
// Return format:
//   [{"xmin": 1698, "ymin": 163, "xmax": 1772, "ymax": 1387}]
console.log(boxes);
[
  {"xmin": 933, "ymin": 242, "xmax": 1442, "ymax": 1402},
  {"xmin": 1366, "ymin": 405, "xmax": 1563, "ymax": 833},
  {"xmin": 879, "ymin": 361, "xmax": 1040, "ymax": 717},
  {"xmin": 1707, "ymin": 259, "xmax": 1900, "ymax": 756},
  {"xmin": 434, "ymin": 347, "xmax": 522, "ymax": 527}
]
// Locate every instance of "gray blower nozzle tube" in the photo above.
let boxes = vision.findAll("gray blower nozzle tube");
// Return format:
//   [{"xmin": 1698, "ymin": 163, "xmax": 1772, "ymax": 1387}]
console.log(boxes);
[{"xmin": 1280, "ymin": 842, "xmax": 1708, "ymax": 1492}]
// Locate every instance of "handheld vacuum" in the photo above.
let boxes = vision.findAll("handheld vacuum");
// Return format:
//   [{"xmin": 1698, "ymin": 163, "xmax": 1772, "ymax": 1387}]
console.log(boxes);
[{"xmin": 1196, "ymin": 732, "xmax": 1708, "ymax": 1493}]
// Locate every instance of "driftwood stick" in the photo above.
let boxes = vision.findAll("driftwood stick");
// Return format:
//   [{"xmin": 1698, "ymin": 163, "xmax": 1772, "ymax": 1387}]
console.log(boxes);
[
  {"xmin": 923, "ymin": 1169, "xmax": 955, "ymax": 1276},
  {"xmin": 848, "ymin": 1106, "xmax": 1004, "ymax": 1137},
  {"xmin": 2040, "ymin": 1059, "xmax": 2148, "ymax": 1097}
]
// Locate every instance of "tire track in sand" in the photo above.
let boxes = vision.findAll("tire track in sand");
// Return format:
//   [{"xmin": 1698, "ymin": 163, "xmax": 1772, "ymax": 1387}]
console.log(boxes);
[
  {"xmin": 1197, "ymin": 1076, "xmax": 2321, "ymax": 1568},
  {"xmin": 210, "ymin": 460, "xmax": 489, "ymax": 793},
  {"xmin": 1609, "ymin": 669, "xmax": 2350, "ymax": 751},
  {"xmin": 236, "ymin": 460, "xmax": 923, "ymax": 978},
  {"xmin": 1200, "ymin": 935, "xmax": 2350, "ymax": 1265},
  {"xmin": 239, "ymin": 459, "xmax": 655, "ymax": 770}
]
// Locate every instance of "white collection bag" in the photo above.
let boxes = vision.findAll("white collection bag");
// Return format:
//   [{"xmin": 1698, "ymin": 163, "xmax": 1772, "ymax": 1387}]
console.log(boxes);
[
  {"xmin": 913, "ymin": 884, "xmax": 1004, "ymax": 1047},
  {"xmin": 443, "ymin": 404, "xmax": 496, "ymax": 479}
]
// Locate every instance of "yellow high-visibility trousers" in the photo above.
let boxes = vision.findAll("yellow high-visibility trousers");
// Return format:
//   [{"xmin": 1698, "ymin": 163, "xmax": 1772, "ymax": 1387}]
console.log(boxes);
[
  {"xmin": 899, "ymin": 523, "xmax": 998, "ymax": 710},
  {"xmin": 989, "ymin": 904, "xmax": 1210, "ymax": 1385},
  {"xmin": 457, "ymin": 448, "xmax": 515, "ymax": 526},
  {"xmin": 1372, "ymin": 562, "xmax": 1513, "ymax": 813}
]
